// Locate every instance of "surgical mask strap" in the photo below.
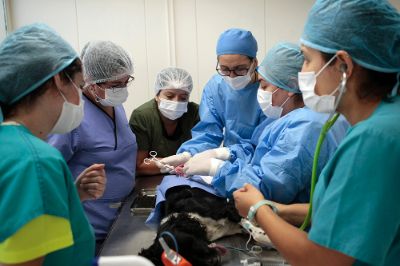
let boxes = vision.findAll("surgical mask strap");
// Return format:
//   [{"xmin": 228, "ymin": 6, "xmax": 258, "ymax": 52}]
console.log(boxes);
[
  {"xmin": 280, "ymin": 95, "xmax": 291, "ymax": 108},
  {"xmin": 316, "ymin": 54, "xmax": 338, "ymax": 77}
]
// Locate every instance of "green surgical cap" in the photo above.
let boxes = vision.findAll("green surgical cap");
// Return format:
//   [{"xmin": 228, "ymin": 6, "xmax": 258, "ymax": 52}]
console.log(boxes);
[
  {"xmin": 257, "ymin": 42, "xmax": 304, "ymax": 93},
  {"xmin": 301, "ymin": 0, "xmax": 400, "ymax": 73},
  {"xmin": 0, "ymin": 23, "xmax": 78, "ymax": 120}
]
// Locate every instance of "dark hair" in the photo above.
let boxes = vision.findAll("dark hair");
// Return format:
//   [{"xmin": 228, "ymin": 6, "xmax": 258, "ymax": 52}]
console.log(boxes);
[
  {"xmin": 321, "ymin": 52, "xmax": 398, "ymax": 101},
  {"xmin": 2, "ymin": 59, "xmax": 82, "ymax": 119}
]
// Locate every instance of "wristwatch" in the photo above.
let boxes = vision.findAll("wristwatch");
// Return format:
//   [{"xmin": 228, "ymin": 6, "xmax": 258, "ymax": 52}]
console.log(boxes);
[{"xmin": 247, "ymin": 199, "xmax": 278, "ymax": 222}]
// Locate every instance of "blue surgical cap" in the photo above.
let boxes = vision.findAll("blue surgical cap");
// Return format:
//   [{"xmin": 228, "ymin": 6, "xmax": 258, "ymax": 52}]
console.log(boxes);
[
  {"xmin": 301, "ymin": 0, "xmax": 400, "ymax": 73},
  {"xmin": 257, "ymin": 42, "xmax": 304, "ymax": 93},
  {"xmin": 0, "ymin": 23, "xmax": 78, "ymax": 120},
  {"xmin": 216, "ymin": 28, "xmax": 258, "ymax": 58}
]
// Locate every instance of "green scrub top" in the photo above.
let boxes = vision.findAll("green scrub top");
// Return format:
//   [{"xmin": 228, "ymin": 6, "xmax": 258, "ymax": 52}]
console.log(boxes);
[
  {"xmin": 129, "ymin": 99, "xmax": 199, "ymax": 157},
  {"xmin": 309, "ymin": 96, "xmax": 400, "ymax": 265},
  {"xmin": 0, "ymin": 125, "xmax": 94, "ymax": 265}
]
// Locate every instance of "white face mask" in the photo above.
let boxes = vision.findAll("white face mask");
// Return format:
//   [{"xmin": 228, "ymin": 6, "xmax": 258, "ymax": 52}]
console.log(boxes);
[
  {"xmin": 51, "ymin": 79, "xmax": 85, "ymax": 134},
  {"xmin": 298, "ymin": 55, "xmax": 347, "ymax": 113},
  {"xmin": 158, "ymin": 98, "xmax": 188, "ymax": 120},
  {"xmin": 95, "ymin": 86, "xmax": 129, "ymax": 106},
  {"xmin": 223, "ymin": 62, "xmax": 255, "ymax": 90},
  {"xmin": 257, "ymin": 87, "xmax": 289, "ymax": 119}
]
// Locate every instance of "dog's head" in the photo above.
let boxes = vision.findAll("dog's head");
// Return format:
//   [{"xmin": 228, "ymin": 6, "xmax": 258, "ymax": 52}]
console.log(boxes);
[{"xmin": 139, "ymin": 213, "xmax": 221, "ymax": 266}]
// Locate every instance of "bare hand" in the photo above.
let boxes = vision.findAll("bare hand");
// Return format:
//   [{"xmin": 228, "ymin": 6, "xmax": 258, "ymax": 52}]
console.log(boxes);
[
  {"xmin": 75, "ymin": 163, "xmax": 106, "ymax": 201},
  {"xmin": 233, "ymin": 183, "xmax": 265, "ymax": 217}
]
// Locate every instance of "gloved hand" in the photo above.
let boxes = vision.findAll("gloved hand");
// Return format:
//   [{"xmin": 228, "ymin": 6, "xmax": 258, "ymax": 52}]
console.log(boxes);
[
  {"xmin": 194, "ymin": 147, "xmax": 231, "ymax": 161},
  {"xmin": 154, "ymin": 161, "xmax": 175, "ymax": 174},
  {"xmin": 154, "ymin": 152, "xmax": 192, "ymax": 174},
  {"xmin": 183, "ymin": 157, "xmax": 225, "ymax": 176},
  {"xmin": 160, "ymin": 152, "xmax": 192, "ymax": 166}
]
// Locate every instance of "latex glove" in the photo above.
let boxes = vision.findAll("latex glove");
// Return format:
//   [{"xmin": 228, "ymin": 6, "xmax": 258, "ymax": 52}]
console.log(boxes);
[
  {"xmin": 183, "ymin": 157, "xmax": 225, "ymax": 176},
  {"xmin": 75, "ymin": 163, "xmax": 107, "ymax": 201},
  {"xmin": 154, "ymin": 160, "xmax": 175, "ymax": 174},
  {"xmin": 194, "ymin": 147, "xmax": 231, "ymax": 161},
  {"xmin": 157, "ymin": 152, "xmax": 192, "ymax": 168}
]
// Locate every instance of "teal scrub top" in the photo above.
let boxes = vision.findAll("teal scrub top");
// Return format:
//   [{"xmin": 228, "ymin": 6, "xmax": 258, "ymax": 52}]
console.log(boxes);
[
  {"xmin": 309, "ymin": 97, "xmax": 400, "ymax": 265},
  {"xmin": 0, "ymin": 125, "xmax": 94, "ymax": 265}
]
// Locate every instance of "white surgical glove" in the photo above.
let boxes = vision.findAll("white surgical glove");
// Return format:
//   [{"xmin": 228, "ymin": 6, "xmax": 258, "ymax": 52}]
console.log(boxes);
[
  {"xmin": 194, "ymin": 147, "xmax": 231, "ymax": 161},
  {"xmin": 183, "ymin": 157, "xmax": 225, "ymax": 176},
  {"xmin": 154, "ymin": 161, "xmax": 174, "ymax": 174},
  {"xmin": 154, "ymin": 152, "xmax": 192, "ymax": 174}
]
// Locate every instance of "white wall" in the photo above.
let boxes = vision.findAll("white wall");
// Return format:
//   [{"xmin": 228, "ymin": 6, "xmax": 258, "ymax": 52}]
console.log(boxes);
[
  {"xmin": 4, "ymin": 0, "xmax": 400, "ymax": 117},
  {"xmin": 0, "ymin": 0, "xmax": 7, "ymax": 41}
]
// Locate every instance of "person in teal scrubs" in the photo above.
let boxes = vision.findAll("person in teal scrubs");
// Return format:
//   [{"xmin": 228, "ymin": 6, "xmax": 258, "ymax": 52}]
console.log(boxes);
[
  {"xmin": 0, "ymin": 24, "xmax": 95, "ymax": 266},
  {"xmin": 233, "ymin": 0, "xmax": 400, "ymax": 265}
]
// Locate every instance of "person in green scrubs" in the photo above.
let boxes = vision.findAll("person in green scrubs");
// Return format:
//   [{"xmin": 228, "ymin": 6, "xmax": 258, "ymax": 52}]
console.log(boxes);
[
  {"xmin": 0, "ymin": 24, "xmax": 95, "ymax": 266},
  {"xmin": 129, "ymin": 67, "xmax": 199, "ymax": 175},
  {"xmin": 233, "ymin": 0, "xmax": 400, "ymax": 265}
]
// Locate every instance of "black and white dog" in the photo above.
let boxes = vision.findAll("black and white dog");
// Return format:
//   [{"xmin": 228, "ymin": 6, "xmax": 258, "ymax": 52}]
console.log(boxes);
[{"xmin": 139, "ymin": 185, "xmax": 242, "ymax": 266}]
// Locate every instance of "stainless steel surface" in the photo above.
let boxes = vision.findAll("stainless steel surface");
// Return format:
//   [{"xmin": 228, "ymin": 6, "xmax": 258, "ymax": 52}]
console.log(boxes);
[{"xmin": 100, "ymin": 175, "xmax": 289, "ymax": 265}]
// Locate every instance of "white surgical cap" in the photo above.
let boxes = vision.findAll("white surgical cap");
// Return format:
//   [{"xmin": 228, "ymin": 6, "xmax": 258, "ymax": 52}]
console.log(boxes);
[
  {"xmin": 154, "ymin": 67, "xmax": 193, "ymax": 95},
  {"xmin": 82, "ymin": 41, "xmax": 133, "ymax": 84}
]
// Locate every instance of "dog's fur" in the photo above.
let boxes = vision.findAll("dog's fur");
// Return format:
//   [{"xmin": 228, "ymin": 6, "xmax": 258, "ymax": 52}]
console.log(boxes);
[{"xmin": 139, "ymin": 185, "xmax": 242, "ymax": 266}]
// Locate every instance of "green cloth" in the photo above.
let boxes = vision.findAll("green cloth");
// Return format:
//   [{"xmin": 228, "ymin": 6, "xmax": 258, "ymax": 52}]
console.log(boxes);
[
  {"xmin": 129, "ymin": 99, "xmax": 199, "ymax": 157},
  {"xmin": 309, "ymin": 96, "xmax": 400, "ymax": 265},
  {"xmin": 0, "ymin": 125, "xmax": 94, "ymax": 266}
]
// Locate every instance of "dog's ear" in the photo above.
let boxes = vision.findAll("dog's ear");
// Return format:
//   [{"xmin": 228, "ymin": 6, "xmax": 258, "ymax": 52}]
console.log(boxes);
[{"xmin": 138, "ymin": 243, "xmax": 163, "ymax": 266}]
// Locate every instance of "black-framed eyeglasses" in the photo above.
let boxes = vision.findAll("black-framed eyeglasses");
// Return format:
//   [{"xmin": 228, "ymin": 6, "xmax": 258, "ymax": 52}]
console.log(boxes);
[{"xmin": 215, "ymin": 62, "xmax": 252, "ymax": 77}]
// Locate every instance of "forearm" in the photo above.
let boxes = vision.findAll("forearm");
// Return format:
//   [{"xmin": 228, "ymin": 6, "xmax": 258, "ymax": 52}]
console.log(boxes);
[
  {"xmin": 254, "ymin": 206, "xmax": 353, "ymax": 266},
  {"xmin": 136, "ymin": 161, "xmax": 161, "ymax": 176},
  {"xmin": 275, "ymin": 203, "xmax": 309, "ymax": 226}
]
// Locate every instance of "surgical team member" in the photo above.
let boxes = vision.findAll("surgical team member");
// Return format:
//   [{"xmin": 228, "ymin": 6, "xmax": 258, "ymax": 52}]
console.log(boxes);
[
  {"xmin": 129, "ymin": 67, "xmax": 199, "ymax": 176},
  {"xmin": 234, "ymin": 0, "xmax": 400, "ymax": 265},
  {"xmin": 48, "ymin": 41, "xmax": 137, "ymax": 252},
  {"xmin": 183, "ymin": 43, "xmax": 349, "ymax": 202},
  {"xmin": 157, "ymin": 28, "xmax": 265, "ymax": 169},
  {"xmin": 0, "ymin": 23, "xmax": 94, "ymax": 265}
]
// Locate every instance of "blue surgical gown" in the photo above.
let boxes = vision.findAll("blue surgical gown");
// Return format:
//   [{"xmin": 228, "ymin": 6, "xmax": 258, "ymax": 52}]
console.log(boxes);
[
  {"xmin": 309, "ymin": 97, "xmax": 400, "ymax": 265},
  {"xmin": 177, "ymin": 74, "xmax": 265, "ymax": 155},
  {"xmin": 213, "ymin": 107, "xmax": 349, "ymax": 202},
  {"xmin": 47, "ymin": 95, "xmax": 137, "ymax": 240}
]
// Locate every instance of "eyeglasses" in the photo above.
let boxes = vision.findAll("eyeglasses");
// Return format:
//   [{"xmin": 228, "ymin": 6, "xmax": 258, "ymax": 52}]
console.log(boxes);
[
  {"xmin": 98, "ymin": 75, "xmax": 135, "ymax": 92},
  {"xmin": 216, "ymin": 61, "xmax": 255, "ymax": 76}
]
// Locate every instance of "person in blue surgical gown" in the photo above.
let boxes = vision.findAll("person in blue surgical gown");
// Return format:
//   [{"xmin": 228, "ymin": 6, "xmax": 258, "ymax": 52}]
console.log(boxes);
[
  {"xmin": 155, "ymin": 28, "xmax": 266, "ymax": 170},
  {"xmin": 234, "ymin": 0, "xmax": 400, "ymax": 265},
  {"xmin": 48, "ymin": 41, "xmax": 137, "ymax": 253},
  {"xmin": 183, "ymin": 42, "xmax": 349, "ymax": 203}
]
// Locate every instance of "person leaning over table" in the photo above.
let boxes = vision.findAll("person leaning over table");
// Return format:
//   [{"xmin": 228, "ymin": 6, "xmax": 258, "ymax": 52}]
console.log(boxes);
[{"xmin": 234, "ymin": 0, "xmax": 400, "ymax": 265}]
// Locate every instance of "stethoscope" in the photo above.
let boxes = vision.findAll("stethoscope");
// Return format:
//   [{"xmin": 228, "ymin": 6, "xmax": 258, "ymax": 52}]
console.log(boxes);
[{"xmin": 300, "ymin": 69, "xmax": 347, "ymax": 230}]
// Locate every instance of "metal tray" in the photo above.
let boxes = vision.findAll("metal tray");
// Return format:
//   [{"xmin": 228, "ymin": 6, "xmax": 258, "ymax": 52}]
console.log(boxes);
[{"xmin": 130, "ymin": 188, "xmax": 157, "ymax": 215}]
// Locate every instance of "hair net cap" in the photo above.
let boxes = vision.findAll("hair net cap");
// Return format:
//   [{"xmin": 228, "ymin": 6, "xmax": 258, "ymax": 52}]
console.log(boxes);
[
  {"xmin": 154, "ymin": 67, "xmax": 193, "ymax": 95},
  {"xmin": 301, "ymin": 0, "xmax": 400, "ymax": 73},
  {"xmin": 81, "ymin": 41, "xmax": 133, "ymax": 84},
  {"xmin": 257, "ymin": 42, "xmax": 304, "ymax": 93},
  {"xmin": 216, "ymin": 28, "xmax": 258, "ymax": 58},
  {"xmin": 0, "ymin": 23, "xmax": 78, "ymax": 108}
]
